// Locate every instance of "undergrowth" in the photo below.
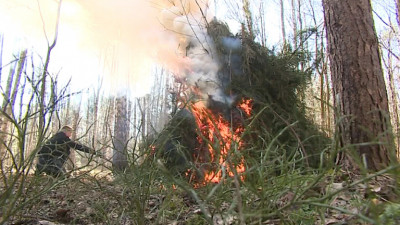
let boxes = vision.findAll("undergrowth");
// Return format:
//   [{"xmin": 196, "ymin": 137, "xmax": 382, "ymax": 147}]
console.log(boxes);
[{"xmin": 1, "ymin": 126, "xmax": 399, "ymax": 225}]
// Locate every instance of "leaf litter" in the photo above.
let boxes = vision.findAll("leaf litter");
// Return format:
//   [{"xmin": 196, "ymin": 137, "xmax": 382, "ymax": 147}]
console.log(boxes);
[{"xmin": 1, "ymin": 171, "xmax": 399, "ymax": 224}]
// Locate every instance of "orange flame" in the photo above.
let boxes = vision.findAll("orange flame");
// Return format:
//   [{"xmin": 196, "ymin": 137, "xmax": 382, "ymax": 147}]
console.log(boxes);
[
  {"xmin": 238, "ymin": 99, "xmax": 253, "ymax": 117},
  {"xmin": 189, "ymin": 98, "xmax": 252, "ymax": 185}
]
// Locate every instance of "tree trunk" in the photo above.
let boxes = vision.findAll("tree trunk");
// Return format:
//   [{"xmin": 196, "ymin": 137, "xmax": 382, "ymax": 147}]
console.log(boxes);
[
  {"xmin": 67, "ymin": 101, "xmax": 81, "ymax": 171},
  {"xmin": 133, "ymin": 99, "xmax": 137, "ymax": 139},
  {"xmin": 63, "ymin": 89, "xmax": 71, "ymax": 126},
  {"xmin": 146, "ymin": 94, "xmax": 153, "ymax": 136},
  {"xmin": 92, "ymin": 88, "xmax": 100, "ymax": 152},
  {"xmin": 113, "ymin": 96, "xmax": 128, "ymax": 171},
  {"xmin": 0, "ymin": 50, "xmax": 27, "ymax": 167},
  {"xmin": 127, "ymin": 98, "xmax": 132, "ymax": 138},
  {"xmin": 382, "ymin": 29, "xmax": 400, "ymax": 158},
  {"xmin": 396, "ymin": 0, "xmax": 400, "ymax": 28},
  {"xmin": 280, "ymin": 0, "xmax": 287, "ymax": 46},
  {"xmin": 259, "ymin": 2, "xmax": 266, "ymax": 47},
  {"xmin": 80, "ymin": 98, "xmax": 92, "ymax": 166},
  {"xmin": 3, "ymin": 63, "xmax": 16, "ymax": 109},
  {"xmin": 159, "ymin": 70, "xmax": 170, "ymax": 130},
  {"xmin": 38, "ymin": 0, "xmax": 62, "ymax": 142},
  {"xmin": 242, "ymin": 0, "xmax": 254, "ymax": 39},
  {"xmin": 291, "ymin": 0, "xmax": 298, "ymax": 49},
  {"xmin": 387, "ymin": 55, "xmax": 400, "ymax": 159},
  {"xmin": 0, "ymin": 34, "xmax": 3, "ymax": 79},
  {"xmin": 322, "ymin": 0, "xmax": 394, "ymax": 171},
  {"xmin": 139, "ymin": 97, "xmax": 147, "ymax": 141},
  {"xmin": 101, "ymin": 97, "xmax": 115, "ymax": 168}
]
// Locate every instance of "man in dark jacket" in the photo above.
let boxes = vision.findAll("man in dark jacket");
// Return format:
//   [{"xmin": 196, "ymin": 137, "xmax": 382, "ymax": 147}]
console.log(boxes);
[{"xmin": 36, "ymin": 125, "xmax": 95, "ymax": 177}]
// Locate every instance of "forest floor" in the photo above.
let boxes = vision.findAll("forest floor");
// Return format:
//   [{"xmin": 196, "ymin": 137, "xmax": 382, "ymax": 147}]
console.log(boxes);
[{"xmin": 1, "ymin": 168, "xmax": 400, "ymax": 225}]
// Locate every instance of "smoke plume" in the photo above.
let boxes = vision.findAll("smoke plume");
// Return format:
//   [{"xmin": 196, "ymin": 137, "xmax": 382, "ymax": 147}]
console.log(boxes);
[{"xmin": 0, "ymin": 0, "xmax": 231, "ymax": 100}]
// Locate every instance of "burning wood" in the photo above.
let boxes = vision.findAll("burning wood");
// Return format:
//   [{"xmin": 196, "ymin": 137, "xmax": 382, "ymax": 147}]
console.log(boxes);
[
  {"xmin": 150, "ymin": 17, "xmax": 252, "ymax": 186},
  {"xmin": 188, "ymin": 98, "xmax": 252, "ymax": 185},
  {"xmin": 154, "ymin": 95, "xmax": 252, "ymax": 186}
]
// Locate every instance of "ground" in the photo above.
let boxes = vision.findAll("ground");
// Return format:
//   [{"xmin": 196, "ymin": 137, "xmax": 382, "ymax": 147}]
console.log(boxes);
[{"xmin": 1, "ymin": 168, "xmax": 399, "ymax": 225}]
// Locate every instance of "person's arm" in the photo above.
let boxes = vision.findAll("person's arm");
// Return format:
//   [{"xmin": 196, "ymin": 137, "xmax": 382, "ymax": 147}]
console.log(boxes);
[{"xmin": 67, "ymin": 140, "xmax": 94, "ymax": 154}]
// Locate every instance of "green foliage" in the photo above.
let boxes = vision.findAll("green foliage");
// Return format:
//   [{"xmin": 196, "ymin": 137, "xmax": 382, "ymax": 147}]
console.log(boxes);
[
  {"xmin": 150, "ymin": 109, "xmax": 197, "ymax": 175},
  {"xmin": 3, "ymin": 131, "xmax": 398, "ymax": 224},
  {"xmin": 229, "ymin": 23, "xmax": 329, "ymax": 168},
  {"xmin": 110, "ymin": 160, "xmax": 162, "ymax": 225},
  {"xmin": 153, "ymin": 20, "xmax": 329, "ymax": 175},
  {"xmin": 378, "ymin": 203, "xmax": 400, "ymax": 225}
]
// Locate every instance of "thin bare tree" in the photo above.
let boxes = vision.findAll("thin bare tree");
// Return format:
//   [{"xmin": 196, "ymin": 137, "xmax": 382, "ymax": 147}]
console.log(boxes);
[
  {"xmin": 0, "ymin": 50, "xmax": 27, "ymax": 166},
  {"xmin": 280, "ymin": 0, "xmax": 287, "ymax": 45},
  {"xmin": 38, "ymin": 0, "xmax": 62, "ymax": 141}
]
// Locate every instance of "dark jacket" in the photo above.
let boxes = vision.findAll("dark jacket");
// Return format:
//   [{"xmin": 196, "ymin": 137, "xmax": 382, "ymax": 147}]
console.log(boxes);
[{"xmin": 36, "ymin": 132, "xmax": 92, "ymax": 176}]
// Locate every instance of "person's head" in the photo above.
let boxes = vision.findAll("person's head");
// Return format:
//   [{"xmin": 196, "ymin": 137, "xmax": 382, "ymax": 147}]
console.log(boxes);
[{"xmin": 60, "ymin": 125, "xmax": 73, "ymax": 138}]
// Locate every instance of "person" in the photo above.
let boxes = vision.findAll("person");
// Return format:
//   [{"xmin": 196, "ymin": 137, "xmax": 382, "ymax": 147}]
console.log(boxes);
[{"xmin": 36, "ymin": 125, "xmax": 95, "ymax": 177}]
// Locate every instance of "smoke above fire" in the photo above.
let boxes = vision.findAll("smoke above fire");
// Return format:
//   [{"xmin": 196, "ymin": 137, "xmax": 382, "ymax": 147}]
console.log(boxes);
[{"xmin": 0, "ymin": 0, "xmax": 234, "ymax": 101}]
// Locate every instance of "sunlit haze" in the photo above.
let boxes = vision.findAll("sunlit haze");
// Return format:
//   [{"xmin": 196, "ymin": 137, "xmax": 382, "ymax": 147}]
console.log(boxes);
[{"xmin": 0, "ymin": 0, "xmax": 217, "ymax": 97}]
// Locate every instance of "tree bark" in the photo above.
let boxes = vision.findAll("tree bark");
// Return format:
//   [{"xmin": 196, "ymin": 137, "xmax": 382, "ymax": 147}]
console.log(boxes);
[
  {"xmin": 67, "ymin": 101, "xmax": 81, "ymax": 170},
  {"xmin": 139, "ymin": 97, "xmax": 147, "ymax": 141},
  {"xmin": 0, "ymin": 50, "xmax": 27, "ymax": 167},
  {"xmin": 133, "ymin": 99, "xmax": 137, "ymax": 139},
  {"xmin": 280, "ymin": 0, "xmax": 287, "ymax": 45},
  {"xmin": 92, "ymin": 88, "xmax": 100, "ymax": 152},
  {"xmin": 101, "ymin": 97, "xmax": 115, "ymax": 167},
  {"xmin": 291, "ymin": 0, "xmax": 298, "ymax": 49},
  {"xmin": 382, "ymin": 29, "xmax": 400, "ymax": 158},
  {"xmin": 322, "ymin": 0, "xmax": 394, "ymax": 171},
  {"xmin": 113, "ymin": 96, "xmax": 128, "ymax": 171}
]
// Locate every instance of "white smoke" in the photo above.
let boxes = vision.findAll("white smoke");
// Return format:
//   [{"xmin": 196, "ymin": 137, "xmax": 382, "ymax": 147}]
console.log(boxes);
[
  {"xmin": 159, "ymin": 0, "xmax": 233, "ymax": 104},
  {"xmin": 0, "ymin": 0, "xmax": 229, "ymax": 100}
]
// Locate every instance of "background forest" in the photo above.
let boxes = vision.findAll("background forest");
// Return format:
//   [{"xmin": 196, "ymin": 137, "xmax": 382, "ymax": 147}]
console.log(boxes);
[{"xmin": 0, "ymin": 0, "xmax": 399, "ymax": 224}]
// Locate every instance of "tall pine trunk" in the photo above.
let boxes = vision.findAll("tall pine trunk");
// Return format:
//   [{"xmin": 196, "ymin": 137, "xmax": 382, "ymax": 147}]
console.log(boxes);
[{"xmin": 322, "ymin": 0, "xmax": 394, "ymax": 171}]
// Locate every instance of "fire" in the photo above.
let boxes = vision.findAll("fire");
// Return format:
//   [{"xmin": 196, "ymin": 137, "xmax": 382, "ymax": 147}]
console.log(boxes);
[
  {"xmin": 238, "ymin": 99, "xmax": 253, "ymax": 117},
  {"xmin": 189, "ymin": 98, "xmax": 252, "ymax": 185}
]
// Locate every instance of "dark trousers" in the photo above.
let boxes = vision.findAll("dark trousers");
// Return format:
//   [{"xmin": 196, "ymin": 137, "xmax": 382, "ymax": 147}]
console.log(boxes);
[{"xmin": 36, "ymin": 157, "xmax": 66, "ymax": 177}]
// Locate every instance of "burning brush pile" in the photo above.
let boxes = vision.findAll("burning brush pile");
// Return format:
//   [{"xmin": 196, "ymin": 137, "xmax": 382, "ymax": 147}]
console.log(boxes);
[{"xmin": 152, "ymin": 20, "xmax": 329, "ymax": 186}]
